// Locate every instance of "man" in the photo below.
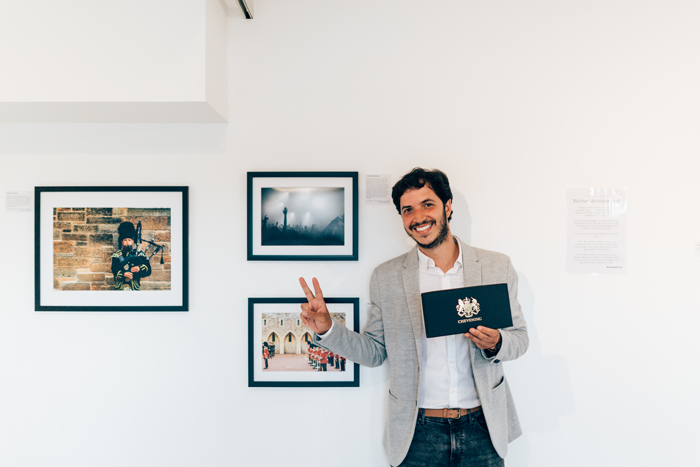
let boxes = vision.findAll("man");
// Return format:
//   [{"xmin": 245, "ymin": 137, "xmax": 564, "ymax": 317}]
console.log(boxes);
[
  {"xmin": 309, "ymin": 344, "xmax": 317, "ymax": 369},
  {"xmin": 111, "ymin": 221, "xmax": 152, "ymax": 290},
  {"xmin": 263, "ymin": 342, "xmax": 270, "ymax": 369},
  {"xmin": 300, "ymin": 168, "xmax": 528, "ymax": 466}
]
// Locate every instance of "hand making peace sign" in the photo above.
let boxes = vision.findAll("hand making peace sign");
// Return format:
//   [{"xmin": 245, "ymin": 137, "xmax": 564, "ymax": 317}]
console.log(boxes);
[{"xmin": 299, "ymin": 277, "xmax": 333, "ymax": 335}]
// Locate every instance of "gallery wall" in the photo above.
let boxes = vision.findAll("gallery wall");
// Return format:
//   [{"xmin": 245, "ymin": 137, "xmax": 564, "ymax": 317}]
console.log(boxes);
[
  {"xmin": 1, "ymin": 1, "xmax": 699, "ymax": 466},
  {"xmin": 0, "ymin": 0, "xmax": 228, "ymax": 122}
]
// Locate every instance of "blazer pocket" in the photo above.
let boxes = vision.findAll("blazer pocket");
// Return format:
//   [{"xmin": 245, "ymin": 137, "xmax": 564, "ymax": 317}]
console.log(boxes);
[
  {"xmin": 388, "ymin": 388, "xmax": 398, "ymax": 402},
  {"xmin": 492, "ymin": 376, "xmax": 505, "ymax": 391}
]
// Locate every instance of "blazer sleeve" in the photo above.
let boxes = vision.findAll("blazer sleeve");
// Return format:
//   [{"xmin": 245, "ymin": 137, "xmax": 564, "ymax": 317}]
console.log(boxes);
[
  {"xmin": 480, "ymin": 257, "xmax": 529, "ymax": 362},
  {"xmin": 314, "ymin": 269, "xmax": 388, "ymax": 368}
]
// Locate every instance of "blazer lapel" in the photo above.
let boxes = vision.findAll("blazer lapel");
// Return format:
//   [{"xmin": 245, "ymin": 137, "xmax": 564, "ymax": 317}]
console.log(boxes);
[
  {"xmin": 402, "ymin": 248, "xmax": 423, "ymax": 361},
  {"xmin": 460, "ymin": 240, "xmax": 482, "ymax": 366},
  {"xmin": 461, "ymin": 241, "xmax": 482, "ymax": 287}
]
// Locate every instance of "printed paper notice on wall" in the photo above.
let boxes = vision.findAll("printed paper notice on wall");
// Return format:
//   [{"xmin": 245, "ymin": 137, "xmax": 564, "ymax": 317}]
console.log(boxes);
[
  {"xmin": 566, "ymin": 188, "xmax": 627, "ymax": 274},
  {"xmin": 6, "ymin": 191, "xmax": 32, "ymax": 212},
  {"xmin": 365, "ymin": 174, "xmax": 391, "ymax": 205}
]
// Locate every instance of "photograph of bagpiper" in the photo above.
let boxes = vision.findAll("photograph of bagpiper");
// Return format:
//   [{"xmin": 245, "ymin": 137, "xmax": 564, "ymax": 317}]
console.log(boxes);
[
  {"xmin": 36, "ymin": 186, "xmax": 188, "ymax": 312},
  {"xmin": 261, "ymin": 312, "xmax": 347, "ymax": 372},
  {"xmin": 52, "ymin": 208, "xmax": 171, "ymax": 291}
]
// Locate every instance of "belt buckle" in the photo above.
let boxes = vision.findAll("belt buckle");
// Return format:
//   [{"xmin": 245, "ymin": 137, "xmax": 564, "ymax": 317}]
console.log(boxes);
[{"xmin": 445, "ymin": 408, "xmax": 459, "ymax": 419}]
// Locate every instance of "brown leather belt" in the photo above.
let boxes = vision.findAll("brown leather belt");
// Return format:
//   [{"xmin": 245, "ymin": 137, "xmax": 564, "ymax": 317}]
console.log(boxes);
[{"xmin": 420, "ymin": 407, "xmax": 481, "ymax": 419}]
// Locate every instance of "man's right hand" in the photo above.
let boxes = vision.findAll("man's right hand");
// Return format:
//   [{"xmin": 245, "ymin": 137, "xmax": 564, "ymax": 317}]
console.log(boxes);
[{"xmin": 299, "ymin": 277, "xmax": 333, "ymax": 335}]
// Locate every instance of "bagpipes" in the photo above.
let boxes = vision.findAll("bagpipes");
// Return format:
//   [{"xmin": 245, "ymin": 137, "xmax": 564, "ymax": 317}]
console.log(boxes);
[
  {"xmin": 136, "ymin": 220, "xmax": 166, "ymax": 264},
  {"xmin": 115, "ymin": 220, "xmax": 166, "ymax": 273}
]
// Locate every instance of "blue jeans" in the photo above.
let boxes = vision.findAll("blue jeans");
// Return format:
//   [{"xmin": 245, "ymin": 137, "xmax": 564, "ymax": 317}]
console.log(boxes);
[{"xmin": 397, "ymin": 409, "xmax": 504, "ymax": 467}]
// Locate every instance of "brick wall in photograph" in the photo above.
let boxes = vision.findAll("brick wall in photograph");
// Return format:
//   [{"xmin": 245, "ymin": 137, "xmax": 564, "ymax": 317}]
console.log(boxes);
[{"xmin": 53, "ymin": 207, "xmax": 171, "ymax": 291}]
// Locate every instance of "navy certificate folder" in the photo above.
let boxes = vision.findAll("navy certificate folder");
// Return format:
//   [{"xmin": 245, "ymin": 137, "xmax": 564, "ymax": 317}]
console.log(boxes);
[{"xmin": 420, "ymin": 283, "xmax": 513, "ymax": 339}]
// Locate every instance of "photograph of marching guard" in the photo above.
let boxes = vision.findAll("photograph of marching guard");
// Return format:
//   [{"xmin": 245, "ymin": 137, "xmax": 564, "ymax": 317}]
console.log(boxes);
[
  {"xmin": 247, "ymin": 172, "xmax": 358, "ymax": 261},
  {"xmin": 260, "ymin": 312, "xmax": 347, "ymax": 372},
  {"xmin": 35, "ymin": 186, "xmax": 189, "ymax": 311},
  {"xmin": 248, "ymin": 297, "xmax": 359, "ymax": 387}
]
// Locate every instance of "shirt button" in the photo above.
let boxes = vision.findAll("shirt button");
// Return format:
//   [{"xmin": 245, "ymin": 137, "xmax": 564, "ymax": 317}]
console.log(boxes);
[{"xmin": 451, "ymin": 390, "xmax": 455, "ymax": 393}]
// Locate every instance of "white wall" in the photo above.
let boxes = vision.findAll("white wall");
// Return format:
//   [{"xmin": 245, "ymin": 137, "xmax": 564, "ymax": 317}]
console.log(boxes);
[
  {"xmin": 0, "ymin": 1, "xmax": 205, "ymax": 102},
  {"xmin": 1, "ymin": 1, "xmax": 700, "ymax": 465},
  {"xmin": 0, "ymin": 0, "xmax": 228, "ymax": 122}
]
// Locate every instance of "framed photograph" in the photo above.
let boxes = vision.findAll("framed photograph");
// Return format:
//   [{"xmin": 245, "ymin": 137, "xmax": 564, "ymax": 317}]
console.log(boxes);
[
  {"xmin": 248, "ymin": 297, "xmax": 360, "ymax": 388},
  {"xmin": 35, "ymin": 186, "xmax": 189, "ymax": 312},
  {"xmin": 247, "ymin": 172, "xmax": 358, "ymax": 261}
]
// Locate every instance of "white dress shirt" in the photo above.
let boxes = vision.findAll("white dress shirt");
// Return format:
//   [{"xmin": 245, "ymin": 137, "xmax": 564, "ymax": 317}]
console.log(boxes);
[{"xmin": 417, "ymin": 241, "xmax": 480, "ymax": 409}]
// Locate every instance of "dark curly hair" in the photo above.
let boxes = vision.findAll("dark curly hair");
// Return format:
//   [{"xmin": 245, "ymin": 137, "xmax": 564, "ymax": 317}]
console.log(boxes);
[{"xmin": 391, "ymin": 168, "xmax": 453, "ymax": 221}]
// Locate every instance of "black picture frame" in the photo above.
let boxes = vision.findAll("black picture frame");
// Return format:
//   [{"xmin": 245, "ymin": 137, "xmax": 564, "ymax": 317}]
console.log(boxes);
[
  {"xmin": 248, "ymin": 297, "xmax": 360, "ymax": 388},
  {"xmin": 35, "ymin": 186, "xmax": 189, "ymax": 312},
  {"xmin": 247, "ymin": 171, "xmax": 359, "ymax": 261}
]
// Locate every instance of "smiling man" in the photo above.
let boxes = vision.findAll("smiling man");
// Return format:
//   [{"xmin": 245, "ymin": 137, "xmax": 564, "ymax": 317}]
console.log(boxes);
[{"xmin": 300, "ymin": 168, "xmax": 528, "ymax": 467}]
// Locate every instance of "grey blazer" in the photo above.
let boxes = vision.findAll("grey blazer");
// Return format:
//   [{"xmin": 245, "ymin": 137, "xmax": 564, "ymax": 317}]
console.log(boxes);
[{"xmin": 317, "ymin": 239, "xmax": 529, "ymax": 466}]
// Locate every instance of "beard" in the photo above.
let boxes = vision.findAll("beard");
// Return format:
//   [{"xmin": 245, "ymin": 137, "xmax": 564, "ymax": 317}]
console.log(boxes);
[
  {"xmin": 406, "ymin": 206, "xmax": 449, "ymax": 250},
  {"xmin": 122, "ymin": 243, "xmax": 136, "ymax": 254}
]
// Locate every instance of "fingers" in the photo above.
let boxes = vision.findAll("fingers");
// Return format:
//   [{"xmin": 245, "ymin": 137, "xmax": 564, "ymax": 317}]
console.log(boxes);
[
  {"xmin": 299, "ymin": 277, "xmax": 315, "ymax": 301},
  {"xmin": 471, "ymin": 326, "xmax": 498, "ymax": 340},
  {"xmin": 300, "ymin": 277, "xmax": 325, "ymax": 302},
  {"xmin": 300, "ymin": 301, "xmax": 332, "ymax": 331},
  {"xmin": 465, "ymin": 333, "xmax": 491, "ymax": 349},
  {"xmin": 465, "ymin": 327, "xmax": 500, "ymax": 349},
  {"xmin": 299, "ymin": 277, "xmax": 330, "ymax": 334},
  {"xmin": 312, "ymin": 277, "xmax": 324, "ymax": 301},
  {"xmin": 300, "ymin": 304, "xmax": 325, "ymax": 321}
]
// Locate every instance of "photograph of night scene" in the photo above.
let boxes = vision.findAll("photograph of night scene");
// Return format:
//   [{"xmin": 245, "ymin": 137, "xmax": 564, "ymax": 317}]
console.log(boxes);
[{"xmin": 260, "ymin": 187, "xmax": 345, "ymax": 246}]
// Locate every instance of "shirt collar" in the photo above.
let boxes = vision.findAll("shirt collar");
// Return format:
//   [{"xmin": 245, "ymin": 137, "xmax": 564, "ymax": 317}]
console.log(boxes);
[{"xmin": 416, "ymin": 238, "xmax": 463, "ymax": 272}]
